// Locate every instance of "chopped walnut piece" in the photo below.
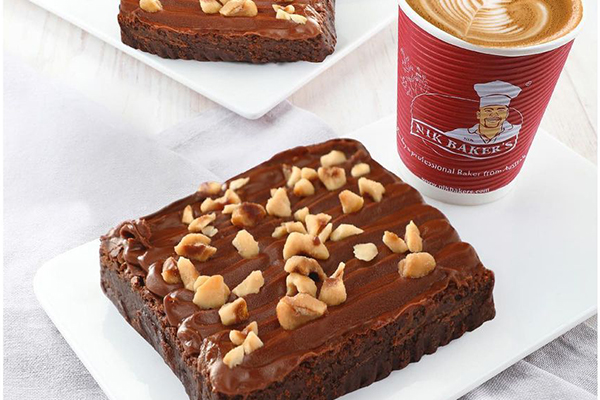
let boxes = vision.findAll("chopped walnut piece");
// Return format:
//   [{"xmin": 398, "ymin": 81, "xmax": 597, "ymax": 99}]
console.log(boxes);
[
  {"xmin": 318, "ymin": 262, "xmax": 346, "ymax": 306},
  {"xmin": 294, "ymin": 207, "xmax": 310, "ymax": 223},
  {"xmin": 286, "ymin": 273, "xmax": 317, "ymax": 297},
  {"xmin": 200, "ymin": 0, "xmax": 222, "ymax": 13},
  {"xmin": 274, "ymin": 5, "xmax": 306, "ymax": 23},
  {"xmin": 272, "ymin": 221, "xmax": 308, "ymax": 239},
  {"xmin": 197, "ymin": 181, "xmax": 222, "ymax": 196},
  {"xmin": 285, "ymin": 221, "xmax": 307, "ymax": 234},
  {"xmin": 271, "ymin": 222, "xmax": 298, "ymax": 239},
  {"xmin": 383, "ymin": 231, "xmax": 408, "ymax": 253},
  {"xmin": 330, "ymin": 224, "xmax": 364, "ymax": 242},
  {"xmin": 176, "ymin": 257, "xmax": 199, "ymax": 290},
  {"xmin": 283, "ymin": 256, "xmax": 327, "ymax": 281},
  {"xmin": 358, "ymin": 177, "xmax": 385, "ymax": 202},
  {"xmin": 229, "ymin": 177, "xmax": 250, "ymax": 191},
  {"xmin": 174, "ymin": 234, "xmax": 216, "ymax": 262},
  {"xmin": 188, "ymin": 213, "xmax": 217, "ymax": 232},
  {"xmin": 193, "ymin": 275, "xmax": 230, "ymax": 309},
  {"xmin": 275, "ymin": 8, "xmax": 291, "ymax": 20},
  {"xmin": 276, "ymin": 293, "xmax": 328, "ymax": 330},
  {"xmin": 223, "ymin": 345, "xmax": 244, "ymax": 369},
  {"xmin": 272, "ymin": 4, "xmax": 294, "ymax": 13},
  {"xmin": 176, "ymin": 233, "xmax": 211, "ymax": 247},
  {"xmin": 242, "ymin": 331, "xmax": 264, "ymax": 354},
  {"xmin": 193, "ymin": 275, "xmax": 210, "ymax": 291},
  {"xmin": 230, "ymin": 321, "xmax": 258, "ymax": 345},
  {"xmin": 202, "ymin": 226, "xmax": 218, "ymax": 238},
  {"xmin": 286, "ymin": 166, "xmax": 302, "ymax": 188},
  {"xmin": 405, "ymin": 220, "xmax": 423, "ymax": 252},
  {"xmin": 300, "ymin": 167, "xmax": 318, "ymax": 180},
  {"xmin": 233, "ymin": 229, "xmax": 259, "ymax": 259},
  {"xmin": 282, "ymin": 164, "xmax": 293, "ymax": 181},
  {"xmin": 228, "ymin": 177, "xmax": 249, "ymax": 191},
  {"xmin": 290, "ymin": 13, "xmax": 307, "ymax": 24},
  {"xmin": 223, "ymin": 204, "xmax": 240, "ymax": 214},
  {"xmin": 223, "ymin": 189, "xmax": 242, "ymax": 205},
  {"xmin": 339, "ymin": 190, "xmax": 364, "ymax": 214},
  {"xmin": 219, "ymin": 298, "xmax": 249, "ymax": 326},
  {"xmin": 181, "ymin": 205, "xmax": 194, "ymax": 224},
  {"xmin": 305, "ymin": 213, "xmax": 332, "ymax": 237},
  {"xmin": 320, "ymin": 150, "xmax": 347, "ymax": 167},
  {"xmin": 220, "ymin": 0, "xmax": 258, "ymax": 16},
  {"xmin": 231, "ymin": 202, "xmax": 266, "ymax": 228},
  {"xmin": 201, "ymin": 189, "xmax": 241, "ymax": 213},
  {"xmin": 293, "ymin": 178, "xmax": 315, "ymax": 197},
  {"xmin": 266, "ymin": 188, "xmax": 292, "ymax": 217},
  {"xmin": 318, "ymin": 166, "xmax": 346, "ymax": 191},
  {"xmin": 271, "ymin": 225, "xmax": 287, "ymax": 239},
  {"xmin": 351, "ymin": 163, "xmax": 370, "ymax": 178},
  {"xmin": 283, "ymin": 233, "xmax": 329, "ymax": 260},
  {"xmin": 226, "ymin": 188, "xmax": 242, "ymax": 202},
  {"xmin": 161, "ymin": 257, "xmax": 181, "ymax": 284},
  {"xmin": 353, "ymin": 243, "xmax": 378, "ymax": 262},
  {"xmin": 200, "ymin": 198, "xmax": 221, "ymax": 213},
  {"xmin": 232, "ymin": 270, "xmax": 264, "ymax": 297},
  {"xmin": 318, "ymin": 223, "xmax": 333, "ymax": 243},
  {"xmin": 139, "ymin": 0, "xmax": 163, "ymax": 12},
  {"xmin": 399, "ymin": 252, "xmax": 436, "ymax": 278},
  {"xmin": 182, "ymin": 246, "xmax": 216, "ymax": 265}
]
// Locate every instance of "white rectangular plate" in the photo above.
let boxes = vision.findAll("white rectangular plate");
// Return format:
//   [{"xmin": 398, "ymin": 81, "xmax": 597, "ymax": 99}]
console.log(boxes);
[
  {"xmin": 27, "ymin": 0, "xmax": 395, "ymax": 119},
  {"xmin": 35, "ymin": 116, "xmax": 597, "ymax": 400}
]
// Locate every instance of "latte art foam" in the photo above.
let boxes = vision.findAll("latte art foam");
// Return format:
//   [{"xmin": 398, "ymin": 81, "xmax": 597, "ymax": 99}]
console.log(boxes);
[{"xmin": 406, "ymin": 0, "xmax": 583, "ymax": 48}]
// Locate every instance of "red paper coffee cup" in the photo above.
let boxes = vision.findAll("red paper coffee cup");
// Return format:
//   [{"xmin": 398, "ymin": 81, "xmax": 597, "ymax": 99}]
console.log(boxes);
[{"xmin": 396, "ymin": 0, "xmax": 583, "ymax": 205}]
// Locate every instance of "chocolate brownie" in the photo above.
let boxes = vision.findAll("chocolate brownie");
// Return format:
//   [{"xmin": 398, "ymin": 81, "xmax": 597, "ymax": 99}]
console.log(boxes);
[
  {"xmin": 118, "ymin": 0, "xmax": 337, "ymax": 63},
  {"xmin": 100, "ymin": 138, "xmax": 495, "ymax": 400}
]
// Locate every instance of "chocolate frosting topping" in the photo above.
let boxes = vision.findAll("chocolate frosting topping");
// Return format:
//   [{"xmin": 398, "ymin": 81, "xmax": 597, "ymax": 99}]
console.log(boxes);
[
  {"xmin": 102, "ymin": 139, "xmax": 486, "ymax": 395},
  {"xmin": 120, "ymin": 0, "xmax": 327, "ymax": 40}
]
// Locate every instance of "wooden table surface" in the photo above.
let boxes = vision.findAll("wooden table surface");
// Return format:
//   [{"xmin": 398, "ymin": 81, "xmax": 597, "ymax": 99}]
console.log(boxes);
[{"xmin": 5, "ymin": 0, "xmax": 597, "ymax": 164}]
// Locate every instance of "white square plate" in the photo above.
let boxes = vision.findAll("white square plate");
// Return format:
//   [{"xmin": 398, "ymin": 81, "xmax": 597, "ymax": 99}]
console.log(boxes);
[
  {"xmin": 27, "ymin": 0, "xmax": 395, "ymax": 119},
  {"xmin": 35, "ymin": 116, "xmax": 597, "ymax": 400}
]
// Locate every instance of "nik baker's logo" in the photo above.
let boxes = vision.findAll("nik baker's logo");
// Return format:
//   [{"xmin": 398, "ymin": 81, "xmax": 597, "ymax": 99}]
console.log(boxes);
[{"xmin": 410, "ymin": 81, "xmax": 524, "ymax": 160}]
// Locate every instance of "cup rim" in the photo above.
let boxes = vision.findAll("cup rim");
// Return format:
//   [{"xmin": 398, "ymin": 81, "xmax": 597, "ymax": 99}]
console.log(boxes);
[{"xmin": 398, "ymin": 0, "xmax": 585, "ymax": 57}]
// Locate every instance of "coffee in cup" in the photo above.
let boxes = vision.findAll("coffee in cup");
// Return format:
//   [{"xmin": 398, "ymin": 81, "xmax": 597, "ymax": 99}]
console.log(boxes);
[{"xmin": 405, "ymin": 0, "xmax": 583, "ymax": 48}]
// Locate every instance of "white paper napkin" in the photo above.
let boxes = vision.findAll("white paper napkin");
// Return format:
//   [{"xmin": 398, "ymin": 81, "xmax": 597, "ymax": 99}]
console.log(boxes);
[
  {"xmin": 156, "ymin": 101, "xmax": 337, "ymax": 179},
  {"xmin": 3, "ymin": 53, "xmax": 596, "ymax": 400}
]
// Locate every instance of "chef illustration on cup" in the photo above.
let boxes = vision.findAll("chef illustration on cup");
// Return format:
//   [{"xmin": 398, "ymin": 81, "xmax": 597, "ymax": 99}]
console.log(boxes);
[{"xmin": 444, "ymin": 80, "xmax": 523, "ymax": 145}]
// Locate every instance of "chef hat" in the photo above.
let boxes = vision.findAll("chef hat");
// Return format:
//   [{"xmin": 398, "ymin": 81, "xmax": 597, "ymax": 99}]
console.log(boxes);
[{"xmin": 474, "ymin": 80, "xmax": 522, "ymax": 108}]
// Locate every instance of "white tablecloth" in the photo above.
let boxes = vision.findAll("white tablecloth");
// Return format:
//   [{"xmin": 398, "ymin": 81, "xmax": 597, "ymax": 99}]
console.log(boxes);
[{"xmin": 4, "ymin": 54, "xmax": 597, "ymax": 400}]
